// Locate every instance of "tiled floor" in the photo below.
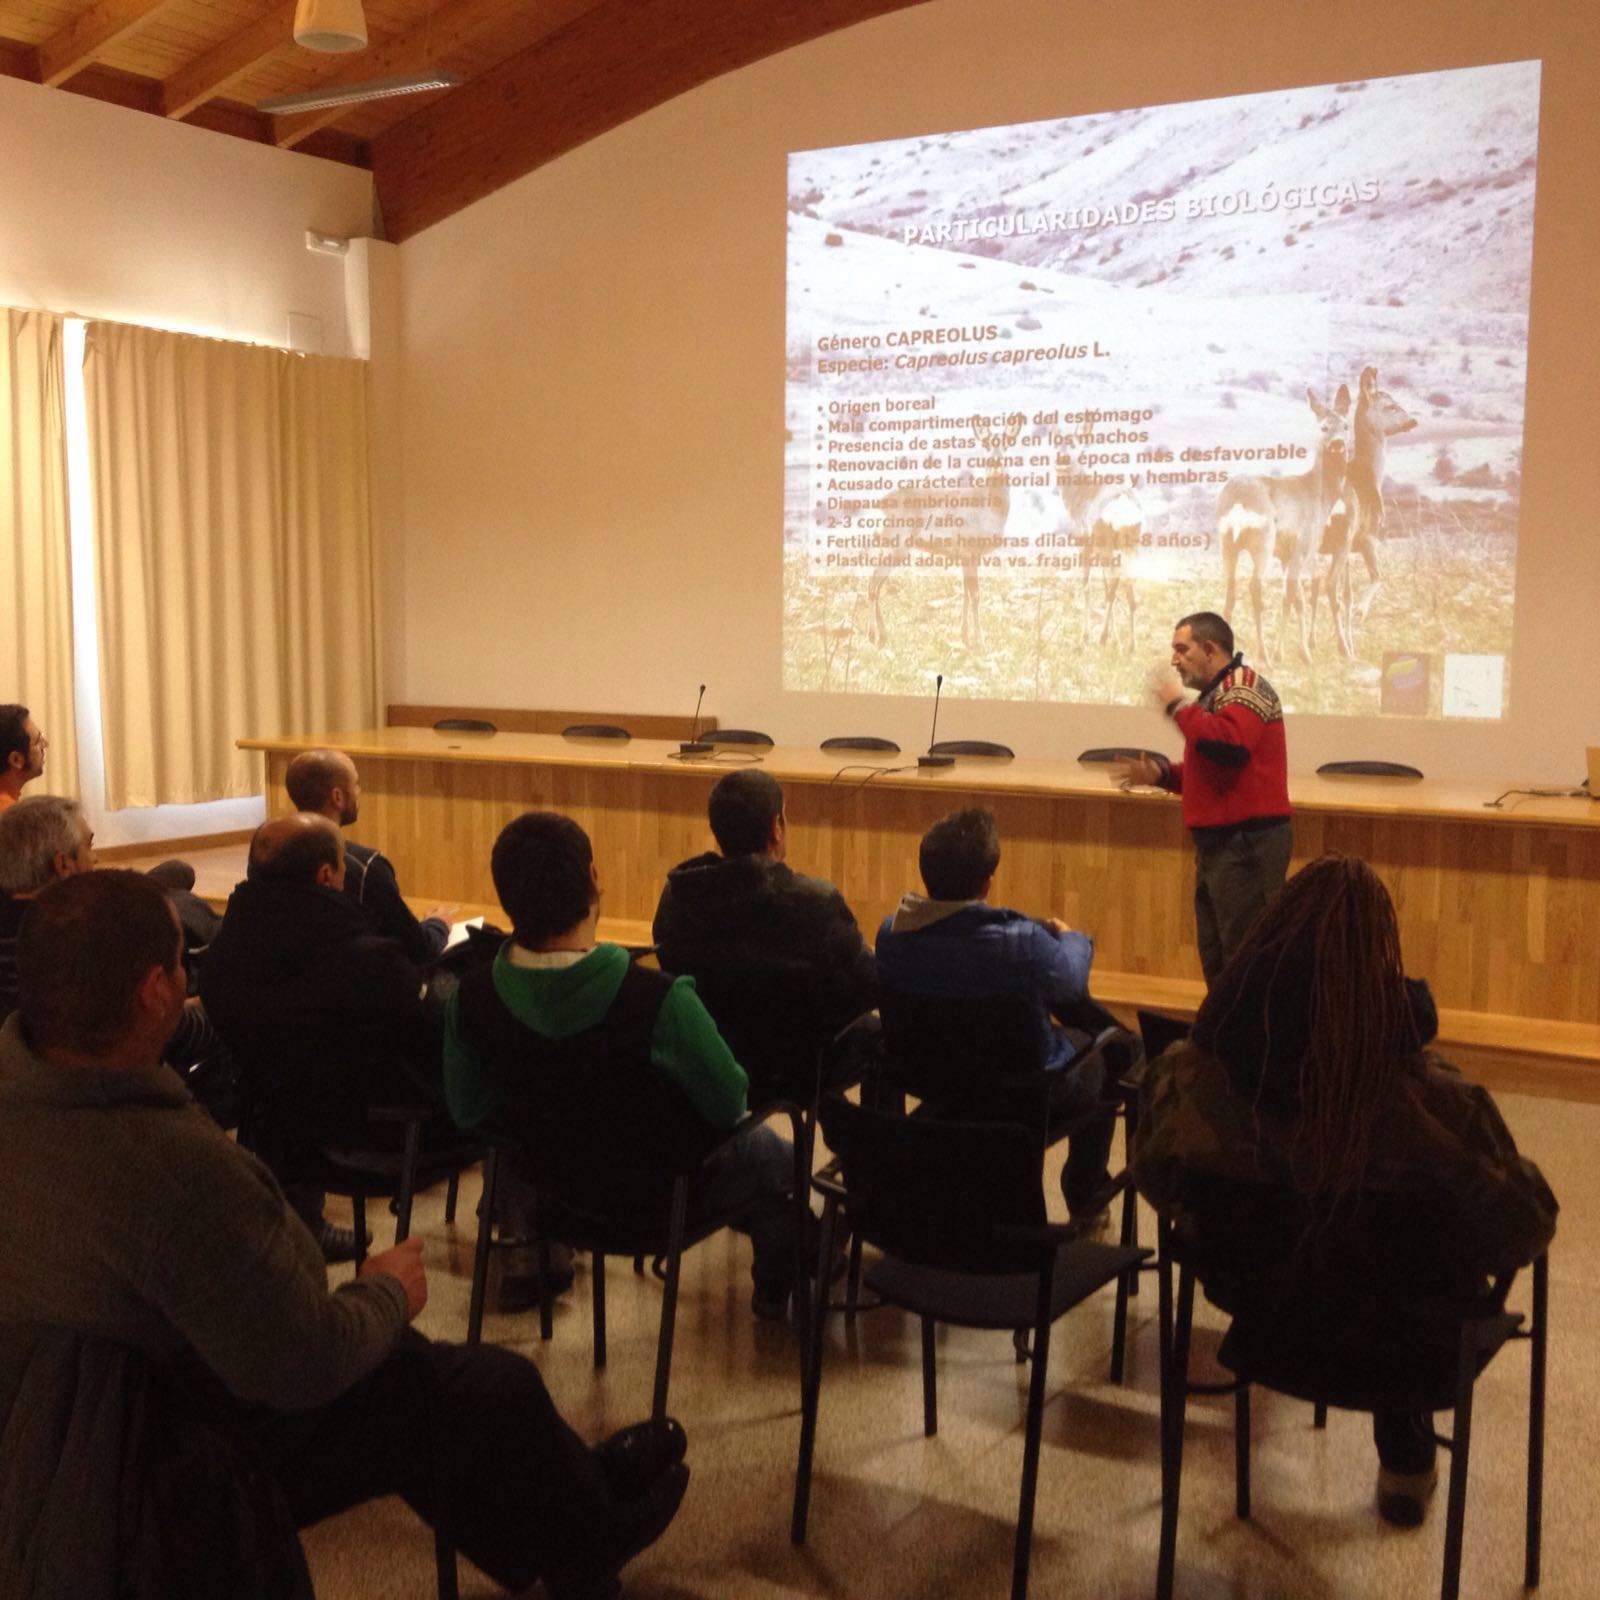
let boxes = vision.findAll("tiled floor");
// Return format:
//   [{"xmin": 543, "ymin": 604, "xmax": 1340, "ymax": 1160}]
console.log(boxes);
[{"xmin": 301, "ymin": 1086, "xmax": 1591, "ymax": 1599}]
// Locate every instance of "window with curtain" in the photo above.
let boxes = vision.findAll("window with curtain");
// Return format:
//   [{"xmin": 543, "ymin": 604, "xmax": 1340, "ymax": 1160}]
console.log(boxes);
[
  {"xmin": 1, "ymin": 306, "xmax": 80, "ymax": 797},
  {"xmin": 83, "ymin": 320, "xmax": 379, "ymax": 809}
]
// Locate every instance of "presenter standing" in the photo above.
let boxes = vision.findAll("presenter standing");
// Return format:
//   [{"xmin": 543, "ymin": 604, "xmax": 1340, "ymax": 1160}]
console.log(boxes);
[{"xmin": 1114, "ymin": 612, "xmax": 1291, "ymax": 986}]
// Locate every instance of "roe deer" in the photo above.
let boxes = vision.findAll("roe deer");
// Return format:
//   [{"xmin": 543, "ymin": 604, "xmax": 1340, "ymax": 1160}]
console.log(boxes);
[
  {"xmin": 866, "ymin": 415, "xmax": 1023, "ymax": 652},
  {"xmin": 1315, "ymin": 366, "xmax": 1417, "ymax": 657},
  {"xmin": 1050, "ymin": 416, "xmax": 1143, "ymax": 651},
  {"xmin": 1217, "ymin": 385, "xmax": 1351, "ymax": 665}
]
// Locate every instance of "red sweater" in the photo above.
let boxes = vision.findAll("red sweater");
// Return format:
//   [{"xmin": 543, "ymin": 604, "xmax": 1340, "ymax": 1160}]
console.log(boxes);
[{"xmin": 1160, "ymin": 659, "xmax": 1290, "ymax": 832}]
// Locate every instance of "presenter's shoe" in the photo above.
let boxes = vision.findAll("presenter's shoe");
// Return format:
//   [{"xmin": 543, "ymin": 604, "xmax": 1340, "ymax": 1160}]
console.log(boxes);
[
  {"xmin": 315, "ymin": 1219, "xmax": 371, "ymax": 1264},
  {"xmin": 1377, "ymin": 1464, "xmax": 1439, "ymax": 1527}
]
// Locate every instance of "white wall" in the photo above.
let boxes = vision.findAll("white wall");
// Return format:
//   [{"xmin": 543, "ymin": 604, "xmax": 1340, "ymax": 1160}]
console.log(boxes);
[
  {"xmin": 1, "ymin": 75, "xmax": 379, "ymax": 844},
  {"xmin": 396, "ymin": 0, "xmax": 1600, "ymax": 785}
]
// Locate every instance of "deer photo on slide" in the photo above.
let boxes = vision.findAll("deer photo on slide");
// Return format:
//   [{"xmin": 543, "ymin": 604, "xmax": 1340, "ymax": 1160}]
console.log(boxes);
[
  {"xmin": 865, "ymin": 415, "xmax": 1023, "ymax": 652},
  {"xmin": 1217, "ymin": 383, "xmax": 1351, "ymax": 665},
  {"xmin": 1314, "ymin": 366, "xmax": 1417, "ymax": 658},
  {"xmin": 1049, "ymin": 415, "xmax": 1143, "ymax": 652}
]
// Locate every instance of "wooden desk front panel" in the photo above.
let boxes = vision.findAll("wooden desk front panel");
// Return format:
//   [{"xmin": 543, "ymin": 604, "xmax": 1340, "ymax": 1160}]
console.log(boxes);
[{"xmin": 260, "ymin": 746, "xmax": 1600, "ymax": 1029}]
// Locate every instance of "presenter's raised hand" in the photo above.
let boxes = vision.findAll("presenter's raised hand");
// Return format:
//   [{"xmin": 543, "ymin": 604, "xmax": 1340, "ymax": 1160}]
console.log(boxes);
[
  {"xmin": 361, "ymin": 1234, "xmax": 428, "ymax": 1321},
  {"xmin": 1148, "ymin": 664, "xmax": 1184, "ymax": 710}
]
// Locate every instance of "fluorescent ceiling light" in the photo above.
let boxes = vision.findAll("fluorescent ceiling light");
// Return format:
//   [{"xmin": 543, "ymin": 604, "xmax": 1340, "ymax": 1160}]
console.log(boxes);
[{"xmin": 258, "ymin": 70, "xmax": 463, "ymax": 115}]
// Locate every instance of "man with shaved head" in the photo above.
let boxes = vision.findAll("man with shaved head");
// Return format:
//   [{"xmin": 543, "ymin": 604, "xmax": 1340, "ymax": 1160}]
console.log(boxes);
[
  {"xmin": 286, "ymin": 747, "xmax": 451, "ymax": 964},
  {"xmin": 200, "ymin": 814, "xmax": 453, "ymax": 1260}
]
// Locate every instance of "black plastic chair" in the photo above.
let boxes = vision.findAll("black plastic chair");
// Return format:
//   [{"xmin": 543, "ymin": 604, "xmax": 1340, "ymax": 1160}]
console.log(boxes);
[
  {"xmin": 304, "ymin": 1106, "xmax": 477, "ymax": 1269},
  {"xmin": 699, "ymin": 728, "xmax": 774, "ymax": 747},
  {"xmin": 1079, "ymin": 746, "xmax": 1167, "ymax": 765},
  {"xmin": 874, "ymin": 988, "xmax": 1144, "ymax": 1373},
  {"xmin": 792, "ymin": 1095, "xmax": 1150, "ymax": 1600},
  {"xmin": 1316, "ymin": 759, "xmax": 1423, "ymax": 779},
  {"xmin": 1155, "ymin": 1174, "xmax": 1546, "ymax": 1600},
  {"xmin": 466, "ymin": 1101, "xmax": 809, "ymax": 1422},
  {"xmin": 562, "ymin": 723, "xmax": 631, "ymax": 739},
  {"xmin": 929, "ymin": 738, "xmax": 1014, "ymax": 758},
  {"xmin": 432, "ymin": 718, "xmax": 497, "ymax": 734},
  {"xmin": 820, "ymin": 735, "xmax": 901, "ymax": 754}
]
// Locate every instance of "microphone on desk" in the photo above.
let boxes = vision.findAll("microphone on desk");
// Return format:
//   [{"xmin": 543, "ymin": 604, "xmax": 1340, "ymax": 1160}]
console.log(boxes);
[
  {"xmin": 918, "ymin": 673, "xmax": 956, "ymax": 768},
  {"xmin": 679, "ymin": 684, "xmax": 712, "ymax": 755}
]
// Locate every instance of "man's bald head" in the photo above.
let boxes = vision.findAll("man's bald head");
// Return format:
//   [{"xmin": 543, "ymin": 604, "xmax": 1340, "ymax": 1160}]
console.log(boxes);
[
  {"xmin": 285, "ymin": 747, "xmax": 360, "ymax": 825},
  {"xmin": 248, "ymin": 812, "xmax": 345, "ymax": 888}
]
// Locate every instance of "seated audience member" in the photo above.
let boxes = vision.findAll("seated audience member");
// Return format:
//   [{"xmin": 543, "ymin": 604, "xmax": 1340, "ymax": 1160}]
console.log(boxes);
[
  {"xmin": 286, "ymin": 746, "xmax": 452, "ymax": 965},
  {"xmin": 0, "ymin": 869, "xmax": 688, "ymax": 1599},
  {"xmin": 1132, "ymin": 854, "xmax": 1557, "ymax": 1528},
  {"xmin": 0, "ymin": 796, "xmax": 218, "ymax": 1081},
  {"xmin": 200, "ymin": 814, "xmax": 451, "ymax": 1260},
  {"xmin": 653, "ymin": 769, "xmax": 877, "ymax": 1099},
  {"xmin": 875, "ymin": 806, "xmax": 1131, "ymax": 1224},
  {"xmin": 447, "ymin": 811, "xmax": 807, "ymax": 1321},
  {"xmin": 0, "ymin": 703, "xmax": 46, "ymax": 811}
]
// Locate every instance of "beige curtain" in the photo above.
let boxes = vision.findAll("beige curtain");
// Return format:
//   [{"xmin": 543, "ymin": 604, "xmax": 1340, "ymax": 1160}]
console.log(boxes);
[
  {"xmin": 0, "ymin": 307, "xmax": 79, "ymax": 796},
  {"xmin": 84, "ymin": 321, "xmax": 379, "ymax": 808}
]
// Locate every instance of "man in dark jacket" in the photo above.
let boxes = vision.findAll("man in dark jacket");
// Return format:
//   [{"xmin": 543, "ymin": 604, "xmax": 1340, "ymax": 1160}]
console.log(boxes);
[
  {"xmin": 876, "ymin": 806, "xmax": 1132, "ymax": 1223},
  {"xmin": 286, "ymin": 746, "xmax": 453, "ymax": 965},
  {"xmin": 652, "ymin": 769, "xmax": 877, "ymax": 1101},
  {"xmin": 200, "ymin": 814, "xmax": 451, "ymax": 1257}
]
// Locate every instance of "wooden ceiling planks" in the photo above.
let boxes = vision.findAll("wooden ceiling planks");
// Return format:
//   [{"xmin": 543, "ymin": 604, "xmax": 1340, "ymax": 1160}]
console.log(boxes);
[
  {"xmin": 370, "ymin": 0, "xmax": 930, "ymax": 241},
  {"xmin": 1, "ymin": 0, "xmax": 928, "ymax": 233}
]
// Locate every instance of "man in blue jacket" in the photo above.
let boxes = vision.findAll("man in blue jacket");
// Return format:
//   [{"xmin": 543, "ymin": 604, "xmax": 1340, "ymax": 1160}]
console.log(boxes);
[{"xmin": 876, "ymin": 807, "xmax": 1130, "ymax": 1223}]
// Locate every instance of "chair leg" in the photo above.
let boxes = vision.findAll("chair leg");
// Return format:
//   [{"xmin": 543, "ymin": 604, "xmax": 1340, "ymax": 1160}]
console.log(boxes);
[
  {"xmin": 1110, "ymin": 1253, "xmax": 1132, "ymax": 1384},
  {"xmin": 394, "ymin": 1115, "xmax": 422, "ymax": 1243},
  {"xmin": 1440, "ymin": 1325, "xmax": 1480, "ymax": 1600},
  {"xmin": 788, "ymin": 1110, "xmax": 813, "ymax": 1385},
  {"xmin": 650, "ymin": 1178, "xmax": 690, "ymax": 1424},
  {"xmin": 592, "ymin": 1253, "xmax": 608, "ymax": 1369},
  {"xmin": 537, "ymin": 1234, "xmax": 555, "ymax": 1343},
  {"xmin": 352, "ymin": 1191, "xmax": 368, "ymax": 1271},
  {"xmin": 1156, "ymin": 1261, "xmax": 1195, "ymax": 1600},
  {"xmin": 921, "ymin": 1317, "xmax": 938, "ymax": 1437},
  {"xmin": 1527, "ymin": 1252, "xmax": 1548, "ymax": 1589},
  {"xmin": 426, "ymin": 1365, "xmax": 460, "ymax": 1600},
  {"xmin": 1121, "ymin": 1104, "xmax": 1141, "ymax": 1297},
  {"xmin": 844, "ymin": 1233, "xmax": 864, "ymax": 1320},
  {"xmin": 1314, "ymin": 1400, "xmax": 1328, "ymax": 1429},
  {"xmin": 444, "ymin": 1171, "xmax": 460, "ymax": 1226},
  {"xmin": 1011, "ymin": 1257, "xmax": 1057, "ymax": 1600},
  {"xmin": 466, "ymin": 1149, "xmax": 500, "ymax": 1346},
  {"xmin": 791, "ymin": 1196, "xmax": 839, "ymax": 1544},
  {"xmin": 1235, "ymin": 1384, "xmax": 1251, "ymax": 1519}
]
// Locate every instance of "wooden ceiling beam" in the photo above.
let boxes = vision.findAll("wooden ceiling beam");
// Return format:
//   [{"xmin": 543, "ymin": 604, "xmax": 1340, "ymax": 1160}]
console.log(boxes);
[
  {"xmin": 161, "ymin": 0, "xmax": 296, "ymax": 121},
  {"xmin": 36, "ymin": 0, "xmax": 182, "ymax": 86},
  {"xmin": 269, "ymin": 0, "xmax": 558, "ymax": 149},
  {"xmin": 371, "ymin": 0, "xmax": 930, "ymax": 242}
]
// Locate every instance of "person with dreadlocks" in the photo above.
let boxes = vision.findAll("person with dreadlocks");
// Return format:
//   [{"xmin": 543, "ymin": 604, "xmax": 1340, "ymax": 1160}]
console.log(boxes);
[{"xmin": 1131, "ymin": 854, "xmax": 1556, "ymax": 1528}]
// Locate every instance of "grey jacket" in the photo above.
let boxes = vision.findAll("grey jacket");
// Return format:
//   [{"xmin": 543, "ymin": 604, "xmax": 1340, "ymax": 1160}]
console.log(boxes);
[{"xmin": 0, "ymin": 1014, "xmax": 406, "ymax": 1595}]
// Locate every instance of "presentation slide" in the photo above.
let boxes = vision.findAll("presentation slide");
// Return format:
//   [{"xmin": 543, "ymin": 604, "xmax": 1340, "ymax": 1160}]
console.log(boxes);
[{"xmin": 782, "ymin": 62, "xmax": 1540, "ymax": 721}]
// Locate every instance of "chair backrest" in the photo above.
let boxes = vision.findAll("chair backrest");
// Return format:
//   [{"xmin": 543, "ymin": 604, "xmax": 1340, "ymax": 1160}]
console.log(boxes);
[
  {"xmin": 877, "ymin": 987, "xmax": 1049, "ymax": 1125},
  {"xmin": 1079, "ymin": 746, "xmax": 1166, "ymax": 764},
  {"xmin": 1171, "ymin": 1170, "xmax": 1498, "ymax": 1407},
  {"xmin": 562, "ymin": 723, "xmax": 631, "ymax": 739},
  {"xmin": 1136, "ymin": 1008, "xmax": 1191, "ymax": 1063},
  {"xmin": 432, "ymin": 717, "xmax": 497, "ymax": 733},
  {"xmin": 929, "ymin": 738, "xmax": 1014, "ymax": 758},
  {"xmin": 701, "ymin": 728, "xmax": 774, "ymax": 747},
  {"xmin": 820, "ymin": 1093, "xmax": 1048, "ymax": 1274},
  {"xmin": 820, "ymin": 735, "xmax": 901, "ymax": 753},
  {"xmin": 688, "ymin": 966, "xmax": 836, "ymax": 1107},
  {"xmin": 1316, "ymin": 759, "xmax": 1423, "ymax": 779}
]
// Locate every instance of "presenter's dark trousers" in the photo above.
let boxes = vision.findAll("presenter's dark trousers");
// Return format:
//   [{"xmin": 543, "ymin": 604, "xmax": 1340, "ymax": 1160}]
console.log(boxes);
[
  {"xmin": 248, "ymin": 1327, "xmax": 620, "ymax": 1596},
  {"xmin": 1192, "ymin": 819, "xmax": 1293, "ymax": 987}
]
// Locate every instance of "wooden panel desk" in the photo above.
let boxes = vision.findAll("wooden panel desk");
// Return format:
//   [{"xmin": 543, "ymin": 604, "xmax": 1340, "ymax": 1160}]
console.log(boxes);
[{"xmin": 240, "ymin": 729, "xmax": 1600, "ymax": 1065}]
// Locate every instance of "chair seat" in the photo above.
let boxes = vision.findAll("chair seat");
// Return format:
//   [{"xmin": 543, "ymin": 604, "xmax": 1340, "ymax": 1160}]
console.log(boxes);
[
  {"xmin": 866, "ymin": 1238, "xmax": 1149, "ymax": 1330},
  {"xmin": 541, "ymin": 1201, "xmax": 727, "ymax": 1261}
]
